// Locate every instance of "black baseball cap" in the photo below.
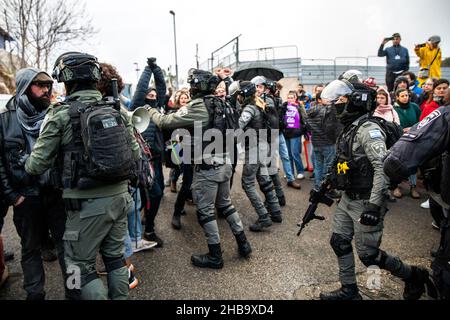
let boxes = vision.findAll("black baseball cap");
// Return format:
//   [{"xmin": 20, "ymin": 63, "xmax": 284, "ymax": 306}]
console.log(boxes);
[{"xmin": 392, "ymin": 33, "xmax": 401, "ymax": 38}]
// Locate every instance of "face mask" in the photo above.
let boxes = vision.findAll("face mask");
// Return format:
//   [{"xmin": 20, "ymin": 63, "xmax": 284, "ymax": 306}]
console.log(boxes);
[
  {"xmin": 334, "ymin": 102, "xmax": 347, "ymax": 116},
  {"xmin": 145, "ymin": 99, "xmax": 157, "ymax": 107}
]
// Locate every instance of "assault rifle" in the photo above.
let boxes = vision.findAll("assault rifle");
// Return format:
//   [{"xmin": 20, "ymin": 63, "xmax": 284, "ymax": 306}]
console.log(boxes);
[
  {"xmin": 297, "ymin": 157, "xmax": 350, "ymax": 236},
  {"xmin": 297, "ymin": 170, "xmax": 337, "ymax": 237}
]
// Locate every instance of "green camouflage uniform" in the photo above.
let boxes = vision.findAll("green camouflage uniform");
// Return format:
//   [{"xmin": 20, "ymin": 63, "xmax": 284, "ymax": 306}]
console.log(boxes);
[{"xmin": 25, "ymin": 90, "xmax": 140, "ymax": 300}]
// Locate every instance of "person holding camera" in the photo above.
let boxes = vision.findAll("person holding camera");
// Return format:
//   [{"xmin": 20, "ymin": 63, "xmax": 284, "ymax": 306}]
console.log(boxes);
[
  {"xmin": 415, "ymin": 35, "xmax": 442, "ymax": 87},
  {"xmin": 378, "ymin": 33, "xmax": 410, "ymax": 93}
]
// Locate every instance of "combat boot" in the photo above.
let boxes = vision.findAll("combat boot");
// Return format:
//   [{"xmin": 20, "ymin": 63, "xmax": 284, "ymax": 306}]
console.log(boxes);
[
  {"xmin": 320, "ymin": 284, "xmax": 362, "ymax": 300},
  {"xmin": 270, "ymin": 211, "xmax": 283, "ymax": 223},
  {"xmin": 403, "ymin": 266, "xmax": 430, "ymax": 300},
  {"xmin": 191, "ymin": 243, "xmax": 224, "ymax": 269},
  {"xmin": 171, "ymin": 213, "xmax": 181, "ymax": 230},
  {"xmin": 234, "ymin": 232, "xmax": 252, "ymax": 258},
  {"xmin": 249, "ymin": 217, "xmax": 272, "ymax": 232},
  {"xmin": 278, "ymin": 196, "xmax": 286, "ymax": 207}
]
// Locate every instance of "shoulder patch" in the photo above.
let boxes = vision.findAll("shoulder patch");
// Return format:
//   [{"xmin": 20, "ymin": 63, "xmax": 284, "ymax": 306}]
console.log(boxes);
[
  {"xmin": 370, "ymin": 141, "xmax": 386, "ymax": 158},
  {"xmin": 369, "ymin": 129, "xmax": 382, "ymax": 139},
  {"xmin": 417, "ymin": 109, "xmax": 441, "ymax": 130}
]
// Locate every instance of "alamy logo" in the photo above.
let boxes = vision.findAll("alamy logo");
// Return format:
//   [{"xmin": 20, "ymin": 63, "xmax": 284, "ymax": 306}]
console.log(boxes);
[
  {"xmin": 170, "ymin": 121, "xmax": 280, "ymax": 167},
  {"xmin": 366, "ymin": 265, "xmax": 381, "ymax": 290},
  {"xmin": 66, "ymin": 264, "xmax": 81, "ymax": 290}
]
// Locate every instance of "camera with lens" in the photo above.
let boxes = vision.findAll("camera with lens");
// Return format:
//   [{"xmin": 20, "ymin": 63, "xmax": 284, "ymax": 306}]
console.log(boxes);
[
  {"xmin": 384, "ymin": 37, "xmax": 394, "ymax": 42},
  {"xmin": 418, "ymin": 43, "xmax": 427, "ymax": 48}
]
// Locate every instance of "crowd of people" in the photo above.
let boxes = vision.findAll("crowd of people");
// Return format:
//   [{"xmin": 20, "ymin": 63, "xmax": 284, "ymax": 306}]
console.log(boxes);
[{"xmin": 0, "ymin": 31, "xmax": 449, "ymax": 301}]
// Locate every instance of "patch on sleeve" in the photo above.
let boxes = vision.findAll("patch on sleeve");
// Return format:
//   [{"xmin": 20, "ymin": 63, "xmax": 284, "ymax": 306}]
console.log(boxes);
[
  {"xmin": 417, "ymin": 109, "xmax": 441, "ymax": 130},
  {"xmin": 370, "ymin": 141, "xmax": 386, "ymax": 158},
  {"xmin": 177, "ymin": 106, "xmax": 188, "ymax": 117},
  {"xmin": 369, "ymin": 129, "xmax": 382, "ymax": 139}
]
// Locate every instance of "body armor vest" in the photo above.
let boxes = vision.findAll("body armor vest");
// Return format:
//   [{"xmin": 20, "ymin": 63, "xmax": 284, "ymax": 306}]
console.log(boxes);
[{"xmin": 335, "ymin": 116, "xmax": 375, "ymax": 193}]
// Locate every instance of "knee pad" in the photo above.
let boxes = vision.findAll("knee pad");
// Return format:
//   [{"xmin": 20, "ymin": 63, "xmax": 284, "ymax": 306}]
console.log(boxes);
[
  {"xmin": 102, "ymin": 255, "xmax": 126, "ymax": 273},
  {"xmin": 330, "ymin": 233, "xmax": 353, "ymax": 257},
  {"xmin": 359, "ymin": 250, "xmax": 387, "ymax": 268},
  {"xmin": 216, "ymin": 204, "xmax": 237, "ymax": 219},
  {"xmin": 197, "ymin": 211, "xmax": 216, "ymax": 227}
]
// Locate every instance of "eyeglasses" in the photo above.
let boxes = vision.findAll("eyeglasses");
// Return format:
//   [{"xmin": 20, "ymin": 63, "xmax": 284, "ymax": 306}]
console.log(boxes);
[{"xmin": 32, "ymin": 82, "xmax": 52, "ymax": 89}]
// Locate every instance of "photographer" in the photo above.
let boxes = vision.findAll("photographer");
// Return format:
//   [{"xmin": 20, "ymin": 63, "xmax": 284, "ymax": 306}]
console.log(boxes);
[
  {"xmin": 378, "ymin": 33, "xmax": 410, "ymax": 92},
  {"xmin": 415, "ymin": 35, "xmax": 442, "ymax": 87}
]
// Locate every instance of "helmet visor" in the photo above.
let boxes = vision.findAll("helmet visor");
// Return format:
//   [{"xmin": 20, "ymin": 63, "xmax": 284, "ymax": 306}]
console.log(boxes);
[{"xmin": 321, "ymin": 80, "xmax": 353, "ymax": 104}]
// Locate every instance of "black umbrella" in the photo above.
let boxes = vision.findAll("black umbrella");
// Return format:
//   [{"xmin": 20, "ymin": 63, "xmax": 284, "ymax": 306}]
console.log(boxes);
[{"xmin": 233, "ymin": 62, "xmax": 284, "ymax": 81}]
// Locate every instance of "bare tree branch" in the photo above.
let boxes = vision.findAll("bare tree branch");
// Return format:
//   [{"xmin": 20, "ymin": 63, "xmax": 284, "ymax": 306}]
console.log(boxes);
[{"xmin": 0, "ymin": 0, "xmax": 97, "ymax": 72}]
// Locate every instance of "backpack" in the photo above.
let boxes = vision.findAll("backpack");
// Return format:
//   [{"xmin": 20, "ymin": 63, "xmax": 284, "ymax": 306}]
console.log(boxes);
[
  {"xmin": 368, "ymin": 116, "xmax": 403, "ymax": 149},
  {"xmin": 67, "ymin": 100, "xmax": 135, "ymax": 188},
  {"xmin": 203, "ymin": 95, "xmax": 240, "ymax": 133},
  {"xmin": 134, "ymin": 129, "xmax": 155, "ymax": 190}
]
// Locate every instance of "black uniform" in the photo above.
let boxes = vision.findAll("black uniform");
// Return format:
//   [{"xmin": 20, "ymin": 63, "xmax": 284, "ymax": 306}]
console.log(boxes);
[{"xmin": 384, "ymin": 105, "xmax": 450, "ymax": 300}]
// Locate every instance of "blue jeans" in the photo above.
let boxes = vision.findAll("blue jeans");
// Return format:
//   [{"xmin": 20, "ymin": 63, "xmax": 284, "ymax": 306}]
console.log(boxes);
[
  {"xmin": 409, "ymin": 174, "xmax": 417, "ymax": 187},
  {"xmin": 313, "ymin": 145, "xmax": 336, "ymax": 189},
  {"xmin": 278, "ymin": 134, "xmax": 295, "ymax": 182},
  {"xmin": 123, "ymin": 234, "xmax": 133, "ymax": 260},
  {"xmin": 286, "ymin": 137, "xmax": 305, "ymax": 176},
  {"xmin": 127, "ymin": 187, "xmax": 142, "ymax": 242}
]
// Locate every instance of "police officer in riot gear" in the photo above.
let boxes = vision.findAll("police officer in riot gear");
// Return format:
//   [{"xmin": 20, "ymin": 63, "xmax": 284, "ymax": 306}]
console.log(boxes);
[
  {"xmin": 236, "ymin": 80, "xmax": 282, "ymax": 231},
  {"xmin": 147, "ymin": 68, "xmax": 251, "ymax": 269},
  {"xmin": 25, "ymin": 52, "xmax": 140, "ymax": 299},
  {"xmin": 384, "ymin": 92, "xmax": 450, "ymax": 300},
  {"xmin": 319, "ymin": 77, "xmax": 431, "ymax": 300}
]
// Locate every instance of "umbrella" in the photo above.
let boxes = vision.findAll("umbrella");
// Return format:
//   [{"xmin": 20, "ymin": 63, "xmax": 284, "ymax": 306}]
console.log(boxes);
[{"xmin": 233, "ymin": 62, "xmax": 284, "ymax": 81}]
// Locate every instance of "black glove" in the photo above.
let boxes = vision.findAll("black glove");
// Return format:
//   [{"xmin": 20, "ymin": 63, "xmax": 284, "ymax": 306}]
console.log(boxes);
[
  {"xmin": 147, "ymin": 57, "xmax": 157, "ymax": 69},
  {"xmin": 11, "ymin": 152, "xmax": 30, "ymax": 169},
  {"xmin": 359, "ymin": 203, "xmax": 381, "ymax": 226}
]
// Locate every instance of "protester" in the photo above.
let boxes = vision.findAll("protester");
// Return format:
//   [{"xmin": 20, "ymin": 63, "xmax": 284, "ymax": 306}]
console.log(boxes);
[
  {"xmin": 393, "ymin": 88, "xmax": 421, "ymax": 199},
  {"xmin": 419, "ymin": 78, "xmax": 449, "ymax": 121},
  {"xmin": 415, "ymin": 35, "xmax": 442, "ymax": 86},
  {"xmin": 378, "ymin": 33, "xmax": 410, "ymax": 92}
]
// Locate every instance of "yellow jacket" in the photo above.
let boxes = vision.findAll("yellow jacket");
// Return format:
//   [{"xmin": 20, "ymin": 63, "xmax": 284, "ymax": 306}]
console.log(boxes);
[{"xmin": 415, "ymin": 44, "xmax": 442, "ymax": 82}]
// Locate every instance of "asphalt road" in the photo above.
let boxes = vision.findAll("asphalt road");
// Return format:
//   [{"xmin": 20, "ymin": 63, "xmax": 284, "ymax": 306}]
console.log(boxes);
[{"xmin": 0, "ymin": 166, "xmax": 440, "ymax": 300}]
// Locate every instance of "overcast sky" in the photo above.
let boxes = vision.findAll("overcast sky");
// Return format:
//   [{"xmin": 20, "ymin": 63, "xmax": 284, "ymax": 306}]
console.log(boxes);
[{"xmin": 57, "ymin": 0, "xmax": 450, "ymax": 87}]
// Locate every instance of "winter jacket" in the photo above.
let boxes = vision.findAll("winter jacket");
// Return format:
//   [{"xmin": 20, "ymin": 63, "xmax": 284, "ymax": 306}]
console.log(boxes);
[
  {"xmin": 393, "ymin": 102, "xmax": 421, "ymax": 129},
  {"xmin": 415, "ymin": 45, "xmax": 442, "ymax": 80},
  {"xmin": 378, "ymin": 44, "xmax": 410, "ymax": 73},
  {"xmin": 130, "ymin": 65, "xmax": 166, "ymax": 157},
  {"xmin": 306, "ymin": 104, "xmax": 336, "ymax": 147},
  {"xmin": 420, "ymin": 100, "xmax": 440, "ymax": 121},
  {"xmin": 0, "ymin": 68, "xmax": 51, "ymax": 205}
]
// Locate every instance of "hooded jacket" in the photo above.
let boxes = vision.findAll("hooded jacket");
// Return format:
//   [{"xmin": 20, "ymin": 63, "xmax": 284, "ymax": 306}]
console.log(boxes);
[
  {"xmin": 0, "ymin": 68, "xmax": 52, "ymax": 205},
  {"xmin": 373, "ymin": 88, "xmax": 401, "ymax": 125}
]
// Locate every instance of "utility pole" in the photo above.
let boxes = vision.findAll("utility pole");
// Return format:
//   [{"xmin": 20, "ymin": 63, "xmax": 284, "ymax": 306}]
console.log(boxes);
[
  {"xmin": 196, "ymin": 43, "xmax": 199, "ymax": 69},
  {"xmin": 169, "ymin": 10, "xmax": 179, "ymax": 90}
]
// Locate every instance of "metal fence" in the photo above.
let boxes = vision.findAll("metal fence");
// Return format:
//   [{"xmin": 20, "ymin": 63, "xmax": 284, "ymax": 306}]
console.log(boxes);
[{"xmin": 201, "ymin": 49, "xmax": 450, "ymax": 86}]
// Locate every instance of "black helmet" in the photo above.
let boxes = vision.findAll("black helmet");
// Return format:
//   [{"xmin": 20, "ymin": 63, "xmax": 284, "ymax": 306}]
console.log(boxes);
[
  {"xmin": 187, "ymin": 68, "xmax": 220, "ymax": 94},
  {"xmin": 238, "ymin": 81, "xmax": 256, "ymax": 98},
  {"xmin": 52, "ymin": 52, "xmax": 101, "ymax": 83},
  {"xmin": 266, "ymin": 80, "xmax": 277, "ymax": 95}
]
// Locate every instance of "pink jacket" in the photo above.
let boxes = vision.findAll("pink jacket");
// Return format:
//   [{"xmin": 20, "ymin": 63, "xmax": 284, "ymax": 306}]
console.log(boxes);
[{"xmin": 373, "ymin": 88, "xmax": 401, "ymax": 125}]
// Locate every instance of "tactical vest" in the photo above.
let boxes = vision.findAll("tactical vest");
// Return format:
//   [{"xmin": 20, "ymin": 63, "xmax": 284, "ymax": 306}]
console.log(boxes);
[
  {"xmin": 62, "ymin": 100, "xmax": 135, "ymax": 190},
  {"xmin": 335, "ymin": 115, "xmax": 376, "ymax": 194}
]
